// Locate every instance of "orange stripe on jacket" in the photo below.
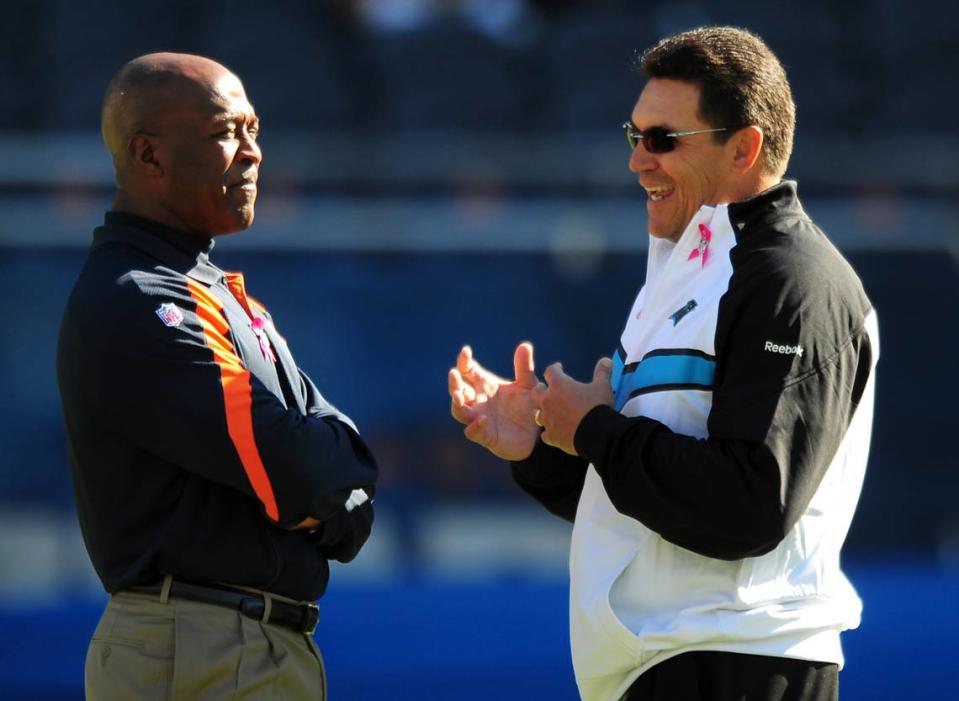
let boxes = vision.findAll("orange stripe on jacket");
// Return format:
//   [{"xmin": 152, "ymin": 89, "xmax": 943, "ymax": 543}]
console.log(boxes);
[{"xmin": 187, "ymin": 279, "xmax": 280, "ymax": 521}]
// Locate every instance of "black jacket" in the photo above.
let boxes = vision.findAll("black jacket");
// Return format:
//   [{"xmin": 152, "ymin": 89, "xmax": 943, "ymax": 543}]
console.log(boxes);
[
  {"xmin": 512, "ymin": 182, "xmax": 876, "ymax": 561},
  {"xmin": 57, "ymin": 212, "xmax": 378, "ymax": 601}
]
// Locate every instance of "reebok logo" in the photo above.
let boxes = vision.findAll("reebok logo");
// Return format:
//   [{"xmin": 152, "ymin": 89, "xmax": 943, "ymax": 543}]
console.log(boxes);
[{"xmin": 764, "ymin": 340, "xmax": 804, "ymax": 356}]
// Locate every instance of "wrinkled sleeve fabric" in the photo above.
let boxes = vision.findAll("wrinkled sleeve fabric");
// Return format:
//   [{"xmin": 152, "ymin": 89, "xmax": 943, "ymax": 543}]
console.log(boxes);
[
  {"xmin": 298, "ymin": 366, "xmax": 377, "ymax": 560},
  {"xmin": 309, "ymin": 493, "xmax": 375, "ymax": 563},
  {"xmin": 97, "ymin": 274, "xmax": 378, "ymax": 529},
  {"xmin": 573, "ymin": 249, "xmax": 875, "ymax": 560},
  {"xmin": 511, "ymin": 438, "xmax": 590, "ymax": 523}
]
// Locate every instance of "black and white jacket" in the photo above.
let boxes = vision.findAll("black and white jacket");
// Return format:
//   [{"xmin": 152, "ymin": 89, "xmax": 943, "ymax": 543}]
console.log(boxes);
[{"xmin": 512, "ymin": 181, "xmax": 878, "ymax": 701}]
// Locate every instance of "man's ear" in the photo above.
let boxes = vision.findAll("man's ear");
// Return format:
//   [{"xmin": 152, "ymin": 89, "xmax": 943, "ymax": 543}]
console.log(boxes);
[
  {"xmin": 730, "ymin": 125, "xmax": 764, "ymax": 173},
  {"xmin": 127, "ymin": 134, "xmax": 164, "ymax": 177}
]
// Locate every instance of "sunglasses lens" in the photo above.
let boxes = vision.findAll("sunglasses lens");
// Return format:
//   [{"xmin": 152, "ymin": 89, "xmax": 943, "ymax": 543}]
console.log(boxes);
[
  {"xmin": 645, "ymin": 128, "xmax": 674, "ymax": 154},
  {"xmin": 623, "ymin": 124, "xmax": 676, "ymax": 154}
]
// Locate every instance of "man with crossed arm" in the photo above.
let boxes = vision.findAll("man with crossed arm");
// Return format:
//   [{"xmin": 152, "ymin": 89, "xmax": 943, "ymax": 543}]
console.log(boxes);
[{"xmin": 58, "ymin": 53, "xmax": 377, "ymax": 700}]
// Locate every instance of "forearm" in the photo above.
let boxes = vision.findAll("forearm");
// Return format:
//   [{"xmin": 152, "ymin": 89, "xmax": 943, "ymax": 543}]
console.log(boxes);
[
  {"xmin": 574, "ymin": 406, "xmax": 785, "ymax": 558},
  {"xmin": 309, "ymin": 493, "xmax": 374, "ymax": 563},
  {"xmin": 511, "ymin": 438, "xmax": 589, "ymax": 523},
  {"xmin": 254, "ymin": 411, "xmax": 379, "ymax": 526}
]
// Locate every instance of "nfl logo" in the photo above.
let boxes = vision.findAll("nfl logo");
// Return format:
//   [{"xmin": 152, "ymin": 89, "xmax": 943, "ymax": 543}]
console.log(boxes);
[{"xmin": 156, "ymin": 302, "xmax": 184, "ymax": 327}]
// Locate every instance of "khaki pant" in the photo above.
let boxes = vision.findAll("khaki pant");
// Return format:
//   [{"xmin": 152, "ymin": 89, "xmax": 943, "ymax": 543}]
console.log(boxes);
[{"xmin": 85, "ymin": 590, "xmax": 327, "ymax": 700}]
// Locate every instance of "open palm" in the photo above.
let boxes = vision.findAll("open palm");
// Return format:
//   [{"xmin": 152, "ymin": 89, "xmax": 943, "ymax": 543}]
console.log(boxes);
[{"xmin": 449, "ymin": 342, "xmax": 541, "ymax": 461}]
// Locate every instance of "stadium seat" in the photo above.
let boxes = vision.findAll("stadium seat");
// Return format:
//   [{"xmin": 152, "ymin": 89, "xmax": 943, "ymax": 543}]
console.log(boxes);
[
  {"xmin": 363, "ymin": 17, "xmax": 532, "ymax": 132},
  {"xmin": 542, "ymin": 5, "xmax": 657, "ymax": 133},
  {"xmin": 195, "ymin": 0, "xmax": 367, "ymax": 130},
  {"xmin": 46, "ymin": 0, "xmax": 186, "ymax": 129}
]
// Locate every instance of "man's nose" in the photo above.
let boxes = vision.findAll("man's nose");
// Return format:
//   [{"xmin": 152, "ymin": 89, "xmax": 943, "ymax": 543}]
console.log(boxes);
[
  {"xmin": 239, "ymin": 130, "xmax": 262, "ymax": 165},
  {"xmin": 628, "ymin": 144, "xmax": 656, "ymax": 173}
]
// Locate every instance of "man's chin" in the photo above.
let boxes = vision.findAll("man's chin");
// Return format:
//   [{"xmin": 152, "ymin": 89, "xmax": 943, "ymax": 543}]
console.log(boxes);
[{"xmin": 210, "ymin": 210, "xmax": 255, "ymax": 237}]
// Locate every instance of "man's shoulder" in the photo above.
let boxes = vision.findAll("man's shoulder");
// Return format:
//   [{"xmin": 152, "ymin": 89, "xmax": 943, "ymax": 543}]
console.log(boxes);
[
  {"xmin": 78, "ymin": 238, "xmax": 192, "ymax": 298},
  {"xmin": 66, "ymin": 239, "xmax": 200, "ymax": 342},
  {"xmin": 721, "ymin": 209, "xmax": 873, "ymax": 360},
  {"xmin": 729, "ymin": 199, "xmax": 863, "ymax": 298}
]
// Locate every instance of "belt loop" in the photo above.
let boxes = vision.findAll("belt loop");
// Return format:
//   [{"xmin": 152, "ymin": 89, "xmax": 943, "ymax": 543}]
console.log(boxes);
[
  {"xmin": 261, "ymin": 593, "xmax": 273, "ymax": 624},
  {"xmin": 159, "ymin": 574, "xmax": 173, "ymax": 604}
]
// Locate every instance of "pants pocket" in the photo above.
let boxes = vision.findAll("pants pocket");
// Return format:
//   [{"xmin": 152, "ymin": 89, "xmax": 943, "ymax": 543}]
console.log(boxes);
[{"xmin": 85, "ymin": 600, "xmax": 175, "ymax": 701}]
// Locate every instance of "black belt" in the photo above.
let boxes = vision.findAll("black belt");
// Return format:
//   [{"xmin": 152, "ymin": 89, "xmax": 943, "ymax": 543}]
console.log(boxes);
[{"xmin": 131, "ymin": 580, "xmax": 319, "ymax": 635}]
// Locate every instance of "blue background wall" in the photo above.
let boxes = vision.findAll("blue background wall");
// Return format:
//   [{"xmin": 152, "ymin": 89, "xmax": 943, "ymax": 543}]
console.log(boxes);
[{"xmin": 1, "ymin": 562, "xmax": 956, "ymax": 700}]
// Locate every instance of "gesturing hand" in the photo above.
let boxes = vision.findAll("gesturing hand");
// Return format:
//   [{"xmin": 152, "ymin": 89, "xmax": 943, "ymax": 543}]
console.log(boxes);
[
  {"xmin": 532, "ymin": 357, "xmax": 614, "ymax": 456},
  {"xmin": 449, "ymin": 342, "xmax": 542, "ymax": 461}
]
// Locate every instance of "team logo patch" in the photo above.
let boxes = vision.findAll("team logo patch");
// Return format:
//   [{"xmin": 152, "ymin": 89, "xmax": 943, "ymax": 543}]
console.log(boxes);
[
  {"xmin": 669, "ymin": 299, "xmax": 698, "ymax": 326},
  {"xmin": 155, "ymin": 302, "xmax": 184, "ymax": 327}
]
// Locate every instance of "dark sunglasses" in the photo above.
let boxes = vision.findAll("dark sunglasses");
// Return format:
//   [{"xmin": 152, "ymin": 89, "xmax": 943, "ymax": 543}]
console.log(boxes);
[{"xmin": 623, "ymin": 121, "xmax": 730, "ymax": 154}]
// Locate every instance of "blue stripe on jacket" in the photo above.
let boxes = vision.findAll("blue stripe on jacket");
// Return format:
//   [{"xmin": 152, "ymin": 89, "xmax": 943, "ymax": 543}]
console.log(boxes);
[{"xmin": 612, "ymin": 351, "xmax": 716, "ymax": 411}]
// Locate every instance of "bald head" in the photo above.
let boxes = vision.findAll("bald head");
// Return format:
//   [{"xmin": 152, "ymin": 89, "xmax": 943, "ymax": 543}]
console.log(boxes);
[
  {"xmin": 101, "ymin": 52, "xmax": 262, "ymax": 237},
  {"xmin": 101, "ymin": 53, "xmax": 235, "ymax": 161}
]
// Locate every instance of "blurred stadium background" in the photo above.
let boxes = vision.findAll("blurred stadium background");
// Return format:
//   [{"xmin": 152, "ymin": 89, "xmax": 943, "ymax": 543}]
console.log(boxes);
[{"xmin": 1, "ymin": 0, "xmax": 957, "ymax": 698}]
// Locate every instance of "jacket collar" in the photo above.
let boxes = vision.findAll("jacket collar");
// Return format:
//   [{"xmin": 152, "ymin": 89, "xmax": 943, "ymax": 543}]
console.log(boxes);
[
  {"xmin": 726, "ymin": 180, "xmax": 804, "ymax": 236},
  {"xmin": 92, "ymin": 211, "xmax": 223, "ymax": 286}
]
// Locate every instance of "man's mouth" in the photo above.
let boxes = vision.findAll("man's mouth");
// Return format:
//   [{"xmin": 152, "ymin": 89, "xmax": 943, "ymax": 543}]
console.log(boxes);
[
  {"xmin": 644, "ymin": 185, "xmax": 674, "ymax": 202},
  {"xmin": 229, "ymin": 170, "xmax": 258, "ymax": 189}
]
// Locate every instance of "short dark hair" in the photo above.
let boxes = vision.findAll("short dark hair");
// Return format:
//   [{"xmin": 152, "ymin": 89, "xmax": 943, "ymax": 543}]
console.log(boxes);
[{"xmin": 638, "ymin": 26, "xmax": 795, "ymax": 177}]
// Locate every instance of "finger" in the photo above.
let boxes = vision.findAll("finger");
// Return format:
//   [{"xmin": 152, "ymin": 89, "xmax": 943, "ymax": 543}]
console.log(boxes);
[
  {"xmin": 458, "ymin": 346, "xmax": 503, "ymax": 394},
  {"xmin": 543, "ymin": 362, "xmax": 564, "ymax": 385},
  {"xmin": 592, "ymin": 356, "xmax": 613, "ymax": 385},
  {"xmin": 530, "ymin": 381, "xmax": 547, "ymax": 407},
  {"xmin": 448, "ymin": 369, "xmax": 474, "ymax": 403},
  {"xmin": 450, "ymin": 394, "xmax": 466, "ymax": 423},
  {"xmin": 457, "ymin": 345, "xmax": 474, "ymax": 375},
  {"xmin": 451, "ymin": 397, "xmax": 480, "ymax": 425},
  {"xmin": 448, "ymin": 368, "xmax": 463, "ymax": 398},
  {"xmin": 513, "ymin": 341, "xmax": 537, "ymax": 389},
  {"xmin": 464, "ymin": 415, "xmax": 491, "ymax": 447}
]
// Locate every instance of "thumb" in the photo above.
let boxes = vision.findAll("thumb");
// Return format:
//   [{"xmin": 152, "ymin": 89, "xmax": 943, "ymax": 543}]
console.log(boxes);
[
  {"xmin": 514, "ymin": 341, "xmax": 537, "ymax": 389},
  {"xmin": 593, "ymin": 356, "xmax": 613, "ymax": 385}
]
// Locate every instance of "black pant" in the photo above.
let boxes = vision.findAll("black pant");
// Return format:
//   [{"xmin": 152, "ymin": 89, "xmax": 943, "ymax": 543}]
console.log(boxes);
[{"xmin": 623, "ymin": 651, "xmax": 839, "ymax": 701}]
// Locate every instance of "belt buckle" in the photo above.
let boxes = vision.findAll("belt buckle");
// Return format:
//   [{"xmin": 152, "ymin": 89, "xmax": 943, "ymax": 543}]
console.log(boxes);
[{"xmin": 303, "ymin": 603, "xmax": 319, "ymax": 635}]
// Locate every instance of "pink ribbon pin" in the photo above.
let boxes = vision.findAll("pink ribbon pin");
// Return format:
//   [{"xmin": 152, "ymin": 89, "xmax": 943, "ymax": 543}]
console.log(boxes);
[
  {"xmin": 250, "ymin": 316, "xmax": 277, "ymax": 363},
  {"xmin": 687, "ymin": 223, "xmax": 712, "ymax": 267}
]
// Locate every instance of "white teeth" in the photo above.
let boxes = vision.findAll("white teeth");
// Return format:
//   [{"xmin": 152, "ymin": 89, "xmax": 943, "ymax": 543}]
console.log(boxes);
[{"xmin": 645, "ymin": 186, "xmax": 672, "ymax": 202}]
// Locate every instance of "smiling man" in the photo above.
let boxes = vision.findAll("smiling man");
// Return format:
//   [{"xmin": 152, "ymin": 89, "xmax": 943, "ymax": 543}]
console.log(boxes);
[
  {"xmin": 57, "ymin": 53, "xmax": 378, "ymax": 700},
  {"xmin": 450, "ymin": 27, "xmax": 878, "ymax": 701}
]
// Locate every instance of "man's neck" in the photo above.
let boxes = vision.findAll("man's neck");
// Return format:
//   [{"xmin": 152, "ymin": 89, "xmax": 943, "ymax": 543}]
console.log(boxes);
[
  {"xmin": 111, "ymin": 190, "xmax": 196, "ymax": 237},
  {"xmin": 724, "ymin": 173, "xmax": 782, "ymax": 206}
]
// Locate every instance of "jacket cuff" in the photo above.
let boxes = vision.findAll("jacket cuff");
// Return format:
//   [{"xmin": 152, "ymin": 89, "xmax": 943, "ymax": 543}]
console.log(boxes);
[
  {"xmin": 573, "ymin": 404, "xmax": 631, "ymax": 469},
  {"xmin": 511, "ymin": 436, "xmax": 563, "ymax": 484}
]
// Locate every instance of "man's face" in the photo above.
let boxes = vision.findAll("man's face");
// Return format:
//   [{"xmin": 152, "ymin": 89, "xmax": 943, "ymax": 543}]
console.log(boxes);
[
  {"xmin": 160, "ymin": 73, "xmax": 262, "ymax": 236},
  {"xmin": 628, "ymin": 78, "xmax": 734, "ymax": 242}
]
